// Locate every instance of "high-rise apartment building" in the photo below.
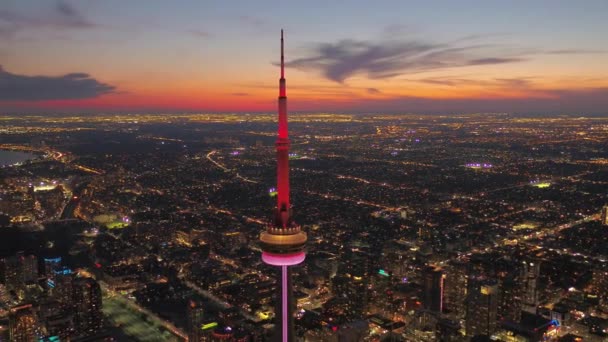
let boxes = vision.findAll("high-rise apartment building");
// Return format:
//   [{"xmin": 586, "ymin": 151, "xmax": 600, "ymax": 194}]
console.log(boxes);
[
  {"xmin": 521, "ymin": 260, "xmax": 540, "ymax": 314},
  {"xmin": 72, "ymin": 277, "xmax": 103, "ymax": 337},
  {"xmin": 9, "ymin": 304, "xmax": 37, "ymax": 342},
  {"xmin": 188, "ymin": 300, "xmax": 206, "ymax": 342},
  {"xmin": 423, "ymin": 265, "xmax": 445, "ymax": 313},
  {"xmin": 466, "ymin": 278, "xmax": 499, "ymax": 338}
]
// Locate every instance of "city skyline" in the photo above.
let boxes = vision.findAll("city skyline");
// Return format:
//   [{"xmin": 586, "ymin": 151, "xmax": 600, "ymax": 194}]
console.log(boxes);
[
  {"xmin": 1, "ymin": 0, "xmax": 608, "ymax": 114},
  {"xmin": 1, "ymin": 2, "xmax": 608, "ymax": 341},
  {"xmin": 1, "ymin": 111, "xmax": 607, "ymax": 340}
]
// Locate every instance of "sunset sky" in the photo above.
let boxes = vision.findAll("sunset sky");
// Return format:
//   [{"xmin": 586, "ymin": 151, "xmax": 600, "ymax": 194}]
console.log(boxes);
[{"xmin": 1, "ymin": 0, "xmax": 607, "ymax": 114}]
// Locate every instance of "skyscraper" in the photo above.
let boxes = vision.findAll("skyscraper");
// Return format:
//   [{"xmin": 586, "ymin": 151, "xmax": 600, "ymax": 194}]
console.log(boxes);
[
  {"xmin": 72, "ymin": 277, "xmax": 103, "ymax": 337},
  {"xmin": 51, "ymin": 267, "xmax": 73, "ymax": 308},
  {"xmin": 332, "ymin": 250, "xmax": 371, "ymax": 318},
  {"xmin": 521, "ymin": 260, "xmax": 540, "ymax": 314},
  {"xmin": 44, "ymin": 257, "xmax": 62, "ymax": 282},
  {"xmin": 9, "ymin": 304, "xmax": 37, "ymax": 342},
  {"xmin": 2, "ymin": 252, "xmax": 39, "ymax": 292},
  {"xmin": 187, "ymin": 300, "xmax": 205, "ymax": 342},
  {"xmin": 423, "ymin": 265, "xmax": 445, "ymax": 314},
  {"xmin": 21, "ymin": 253, "xmax": 38, "ymax": 284},
  {"xmin": 497, "ymin": 273, "xmax": 522, "ymax": 323},
  {"xmin": 465, "ymin": 278, "xmax": 499, "ymax": 338},
  {"xmin": 259, "ymin": 29, "xmax": 307, "ymax": 342},
  {"xmin": 44, "ymin": 257, "xmax": 63, "ymax": 298},
  {"xmin": 444, "ymin": 261, "xmax": 468, "ymax": 320},
  {"xmin": 601, "ymin": 204, "xmax": 608, "ymax": 225}
]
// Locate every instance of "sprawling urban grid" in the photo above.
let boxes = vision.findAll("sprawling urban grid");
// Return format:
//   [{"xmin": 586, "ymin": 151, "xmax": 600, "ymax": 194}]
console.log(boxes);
[{"xmin": 1, "ymin": 112, "xmax": 607, "ymax": 341}]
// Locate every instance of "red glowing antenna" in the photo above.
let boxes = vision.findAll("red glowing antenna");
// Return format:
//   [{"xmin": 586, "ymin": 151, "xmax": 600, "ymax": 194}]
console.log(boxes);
[
  {"xmin": 278, "ymin": 29, "xmax": 287, "ymax": 104},
  {"xmin": 276, "ymin": 29, "xmax": 290, "ymax": 227}
]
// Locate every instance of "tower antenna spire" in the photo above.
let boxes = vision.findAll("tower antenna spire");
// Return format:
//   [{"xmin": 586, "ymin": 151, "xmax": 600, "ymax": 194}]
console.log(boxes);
[
  {"xmin": 277, "ymin": 29, "xmax": 289, "ymax": 222},
  {"xmin": 281, "ymin": 29, "xmax": 285, "ymax": 79}
]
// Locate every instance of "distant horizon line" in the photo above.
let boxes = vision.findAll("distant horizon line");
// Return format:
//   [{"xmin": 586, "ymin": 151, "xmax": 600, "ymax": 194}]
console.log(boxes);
[{"xmin": 2, "ymin": 111, "xmax": 607, "ymax": 118}]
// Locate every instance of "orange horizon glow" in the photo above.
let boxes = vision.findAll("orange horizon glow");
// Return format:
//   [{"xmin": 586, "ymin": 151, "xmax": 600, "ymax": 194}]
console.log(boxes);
[
  {"xmin": 1, "ymin": 2, "xmax": 608, "ymax": 114},
  {"xmin": 4, "ymin": 76, "xmax": 606, "ymax": 113}
]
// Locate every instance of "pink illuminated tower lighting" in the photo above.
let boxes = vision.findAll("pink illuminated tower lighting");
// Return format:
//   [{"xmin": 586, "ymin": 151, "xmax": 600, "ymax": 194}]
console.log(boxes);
[{"xmin": 259, "ymin": 29, "xmax": 307, "ymax": 342}]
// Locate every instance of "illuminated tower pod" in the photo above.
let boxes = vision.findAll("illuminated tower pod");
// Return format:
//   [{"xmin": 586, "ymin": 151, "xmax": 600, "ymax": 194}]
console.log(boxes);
[{"xmin": 259, "ymin": 29, "xmax": 307, "ymax": 342}]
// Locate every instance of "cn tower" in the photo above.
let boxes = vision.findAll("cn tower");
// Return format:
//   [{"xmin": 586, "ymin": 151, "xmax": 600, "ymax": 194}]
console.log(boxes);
[{"xmin": 259, "ymin": 29, "xmax": 307, "ymax": 342}]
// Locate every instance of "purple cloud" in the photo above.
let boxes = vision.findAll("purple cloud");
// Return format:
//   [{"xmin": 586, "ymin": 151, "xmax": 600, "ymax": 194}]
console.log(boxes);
[
  {"xmin": 287, "ymin": 39, "xmax": 526, "ymax": 83},
  {"xmin": 54, "ymin": 0, "xmax": 96, "ymax": 28},
  {"xmin": 467, "ymin": 57, "xmax": 523, "ymax": 65},
  {"xmin": 0, "ymin": 66, "xmax": 115, "ymax": 101},
  {"xmin": 0, "ymin": 1, "xmax": 97, "ymax": 40},
  {"xmin": 188, "ymin": 29, "xmax": 210, "ymax": 38},
  {"xmin": 417, "ymin": 77, "xmax": 534, "ymax": 88},
  {"xmin": 546, "ymin": 49, "xmax": 607, "ymax": 55}
]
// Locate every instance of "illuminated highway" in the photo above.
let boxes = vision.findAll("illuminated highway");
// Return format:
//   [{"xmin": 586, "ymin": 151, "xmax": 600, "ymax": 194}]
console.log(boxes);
[{"xmin": 206, "ymin": 150, "xmax": 258, "ymax": 183}]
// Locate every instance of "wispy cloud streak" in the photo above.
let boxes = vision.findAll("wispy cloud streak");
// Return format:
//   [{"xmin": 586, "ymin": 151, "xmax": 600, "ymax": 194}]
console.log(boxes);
[
  {"xmin": 188, "ymin": 29, "xmax": 210, "ymax": 38},
  {"xmin": 0, "ymin": 1, "xmax": 97, "ymax": 40}
]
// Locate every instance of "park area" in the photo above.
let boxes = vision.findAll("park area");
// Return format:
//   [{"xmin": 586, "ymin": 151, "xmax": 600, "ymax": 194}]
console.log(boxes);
[{"xmin": 102, "ymin": 290, "xmax": 182, "ymax": 342}]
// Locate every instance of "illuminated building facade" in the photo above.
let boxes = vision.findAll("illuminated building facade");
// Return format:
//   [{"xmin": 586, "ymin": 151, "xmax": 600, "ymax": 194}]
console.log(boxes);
[
  {"xmin": 444, "ymin": 261, "xmax": 468, "ymax": 320},
  {"xmin": 9, "ymin": 304, "xmax": 37, "ymax": 342},
  {"xmin": 589, "ymin": 268, "xmax": 608, "ymax": 300},
  {"xmin": 43, "ymin": 257, "xmax": 74, "ymax": 303},
  {"xmin": 423, "ymin": 265, "xmax": 445, "ymax": 313},
  {"xmin": 437, "ymin": 318, "xmax": 462, "ymax": 342},
  {"xmin": 465, "ymin": 279, "xmax": 499, "ymax": 338},
  {"xmin": 520, "ymin": 260, "xmax": 540, "ymax": 314},
  {"xmin": 44, "ymin": 314, "xmax": 74, "ymax": 341},
  {"xmin": 44, "ymin": 257, "xmax": 62, "ymax": 283},
  {"xmin": 52, "ymin": 268, "xmax": 74, "ymax": 308},
  {"xmin": 259, "ymin": 30, "xmax": 307, "ymax": 342},
  {"xmin": 72, "ymin": 277, "xmax": 103, "ymax": 337},
  {"xmin": 187, "ymin": 300, "xmax": 205, "ymax": 342},
  {"xmin": 22, "ymin": 253, "xmax": 38, "ymax": 284},
  {"xmin": 497, "ymin": 274, "xmax": 522, "ymax": 323},
  {"xmin": 332, "ymin": 250, "xmax": 371, "ymax": 318},
  {"xmin": 601, "ymin": 205, "xmax": 608, "ymax": 225},
  {"xmin": 2, "ymin": 252, "xmax": 38, "ymax": 297}
]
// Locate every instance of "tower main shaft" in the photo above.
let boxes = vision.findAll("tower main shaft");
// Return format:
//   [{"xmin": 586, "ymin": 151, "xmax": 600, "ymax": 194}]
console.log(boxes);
[{"xmin": 276, "ymin": 29, "xmax": 290, "ymax": 228}]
